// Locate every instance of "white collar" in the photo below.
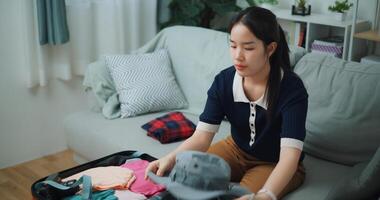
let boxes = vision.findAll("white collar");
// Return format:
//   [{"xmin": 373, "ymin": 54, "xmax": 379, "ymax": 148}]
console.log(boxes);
[
  {"xmin": 232, "ymin": 69, "xmax": 284, "ymax": 110},
  {"xmin": 232, "ymin": 72, "xmax": 268, "ymax": 110}
]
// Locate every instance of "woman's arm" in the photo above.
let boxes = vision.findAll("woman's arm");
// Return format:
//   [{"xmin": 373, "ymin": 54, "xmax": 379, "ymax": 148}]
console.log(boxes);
[
  {"xmin": 256, "ymin": 147, "xmax": 302, "ymax": 200},
  {"xmin": 235, "ymin": 147, "xmax": 301, "ymax": 200},
  {"xmin": 174, "ymin": 128, "xmax": 216, "ymax": 151},
  {"xmin": 166, "ymin": 129, "xmax": 216, "ymax": 161}
]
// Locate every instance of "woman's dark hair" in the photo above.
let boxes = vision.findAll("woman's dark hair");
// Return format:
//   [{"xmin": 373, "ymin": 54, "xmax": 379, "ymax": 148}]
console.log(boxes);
[{"xmin": 228, "ymin": 6, "xmax": 290, "ymax": 120}]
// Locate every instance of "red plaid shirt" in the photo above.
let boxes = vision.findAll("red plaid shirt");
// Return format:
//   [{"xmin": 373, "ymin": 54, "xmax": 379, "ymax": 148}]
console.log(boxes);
[{"xmin": 141, "ymin": 112, "xmax": 195, "ymax": 144}]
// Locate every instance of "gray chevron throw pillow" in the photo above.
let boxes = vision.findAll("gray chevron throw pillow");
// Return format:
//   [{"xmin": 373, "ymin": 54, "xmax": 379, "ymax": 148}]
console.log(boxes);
[{"xmin": 105, "ymin": 49, "xmax": 188, "ymax": 118}]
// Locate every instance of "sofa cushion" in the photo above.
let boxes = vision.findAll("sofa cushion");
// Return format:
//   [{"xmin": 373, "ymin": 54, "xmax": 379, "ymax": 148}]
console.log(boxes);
[
  {"xmin": 83, "ymin": 59, "xmax": 121, "ymax": 119},
  {"xmin": 105, "ymin": 49, "xmax": 188, "ymax": 118},
  {"xmin": 64, "ymin": 110, "xmax": 231, "ymax": 161},
  {"xmin": 325, "ymin": 147, "xmax": 380, "ymax": 200},
  {"xmin": 289, "ymin": 46, "xmax": 307, "ymax": 69},
  {"xmin": 294, "ymin": 53, "xmax": 380, "ymax": 165},
  {"xmin": 282, "ymin": 154, "xmax": 352, "ymax": 200}
]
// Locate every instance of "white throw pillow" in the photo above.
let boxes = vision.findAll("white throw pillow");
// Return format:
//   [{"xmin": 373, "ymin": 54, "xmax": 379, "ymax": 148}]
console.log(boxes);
[{"xmin": 105, "ymin": 49, "xmax": 188, "ymax": 118}]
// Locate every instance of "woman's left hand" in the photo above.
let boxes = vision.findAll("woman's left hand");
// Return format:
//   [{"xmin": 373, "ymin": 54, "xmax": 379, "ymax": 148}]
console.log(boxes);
[{"xmin": 234, "ymin": 193, "xmax": 272, "ymax": 200}]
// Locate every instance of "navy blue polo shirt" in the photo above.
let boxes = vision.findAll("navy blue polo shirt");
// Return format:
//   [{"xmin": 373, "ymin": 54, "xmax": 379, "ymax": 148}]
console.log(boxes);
[{"xmin": 197, "ymin": 66, "xmax": 308, "ymax": 163}]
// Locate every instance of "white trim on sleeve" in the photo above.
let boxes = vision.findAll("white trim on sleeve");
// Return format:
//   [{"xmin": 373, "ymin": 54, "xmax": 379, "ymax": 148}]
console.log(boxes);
[
  {"xmin": 196, "ymin": 121, "xmax": 220, "ymax": 133},
  {"xmin": 281, "ymin": 138, "xmax": 304, "ymax": 150}
]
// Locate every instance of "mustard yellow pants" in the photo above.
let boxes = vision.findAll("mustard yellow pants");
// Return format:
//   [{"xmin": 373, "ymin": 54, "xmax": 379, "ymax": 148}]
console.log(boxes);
[{"xmin": 207, "ymin": 136, "xmax": 305, "ymax": 199}]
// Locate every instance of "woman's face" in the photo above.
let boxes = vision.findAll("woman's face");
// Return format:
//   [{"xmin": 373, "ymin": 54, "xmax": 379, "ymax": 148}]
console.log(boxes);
[{"xmin": 229, "ymin": 23, "xmax": 272, "ymax": 78}]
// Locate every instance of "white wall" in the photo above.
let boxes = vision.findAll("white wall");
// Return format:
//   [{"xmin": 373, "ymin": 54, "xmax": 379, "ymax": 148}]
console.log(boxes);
[{"xmin": 0, "ymin": 0, "xmax": 88, "ymax": 168}]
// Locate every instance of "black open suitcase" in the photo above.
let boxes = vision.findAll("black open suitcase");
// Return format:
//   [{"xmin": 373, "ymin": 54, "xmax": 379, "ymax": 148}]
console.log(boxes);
[{"xmin": 30, "ymin": 150, "xmax": 175, "ymax": 200}]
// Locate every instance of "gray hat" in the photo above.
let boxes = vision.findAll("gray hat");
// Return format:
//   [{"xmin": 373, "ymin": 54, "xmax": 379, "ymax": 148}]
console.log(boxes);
[{"xmin": 148, "ymin": 151, "xmax": 250, "ymax": 200}]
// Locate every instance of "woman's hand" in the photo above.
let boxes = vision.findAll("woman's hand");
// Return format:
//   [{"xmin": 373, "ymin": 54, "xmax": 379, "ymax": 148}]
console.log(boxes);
[
  {"xmin": 234, "ymin": 193, "xmax": 271, "ymax": 200},
  {"xmin": 144, "ymin": 154, "xmax": 176, "ymax": 179},
  {"xmin": 144, "ymin": 129, "xmax": 215, "ymax": 179}
]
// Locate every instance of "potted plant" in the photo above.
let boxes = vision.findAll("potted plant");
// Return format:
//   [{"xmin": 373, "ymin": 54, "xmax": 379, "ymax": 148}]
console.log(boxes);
[
  {"xmin": 292, "ymin": 0, "xmax": 311, "ymax": 16},
  {"xmin": 160, "ymin": 0, "xmax": 256, "ymax": 31},
  {"xmin": 255, "ymin": 0, "xmax": 279, "ymax": 10},
  {"xmin": 328, "ymin": 0, "xmax": 353, "ymax": 21}
]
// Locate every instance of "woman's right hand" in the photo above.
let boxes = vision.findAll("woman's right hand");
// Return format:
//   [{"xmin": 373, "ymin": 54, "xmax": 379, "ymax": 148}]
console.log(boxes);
[
  {"xmin": 144, "ymin": 129, "xmax": 215, "ymax": 180},
  {"xmin": 144, "ymin": 154, "xmax": 176, "ymax": 179}
]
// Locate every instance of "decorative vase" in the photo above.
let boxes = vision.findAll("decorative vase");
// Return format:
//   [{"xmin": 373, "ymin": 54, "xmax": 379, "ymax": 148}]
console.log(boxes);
[{"xmin": 334, "ymin": 12, "xmax": 347, "ymax": 21}]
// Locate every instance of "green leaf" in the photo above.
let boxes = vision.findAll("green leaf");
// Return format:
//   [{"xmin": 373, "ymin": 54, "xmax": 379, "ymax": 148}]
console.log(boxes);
[
  {"xmin": 207, "ymin": 1, "xmax": 240, "ymax": 16},
  {"xmin": 328, "ymin": 0, "xmax": 353, "ymax": 13},
  {"xmin": 180, "ymin": 0, "xmax": 204, "ymax": 17}
]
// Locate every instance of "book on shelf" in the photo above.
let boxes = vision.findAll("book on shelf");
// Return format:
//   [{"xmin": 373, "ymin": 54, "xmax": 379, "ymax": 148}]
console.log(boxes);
[
  {"xmin": 278, "ymin": 20, "xmax": 305, "ymax": 48},
  {"xmin": 278, "ymin": 20, "xmax": 296, "ymax": 46},
  {"xmin": 292, "ymin": 22, "xmax": 306, "ymax": 47},
  {"xmin": 311, "ymin": 36, "xmax": 344, "ymax": 58},
  {"xmin": 293, "ymin": 22, "xmax": 301, "ymax": 47},
  {"xmin": 298, "ymin": 24, "xmax": 306, "ymax": 48},
  {"xmin": 312, "ymin": 36, "xmax": 344, "ymax": 47}
]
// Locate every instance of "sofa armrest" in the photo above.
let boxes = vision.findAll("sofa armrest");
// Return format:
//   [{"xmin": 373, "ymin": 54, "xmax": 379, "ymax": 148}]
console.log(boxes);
[{"xmin": 325, "ymin": 146, "xmax": 380, "ymax": 200}]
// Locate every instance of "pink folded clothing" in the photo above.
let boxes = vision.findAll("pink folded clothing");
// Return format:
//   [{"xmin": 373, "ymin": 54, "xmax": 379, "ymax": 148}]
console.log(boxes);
[
  {"xmin": 62, "ymin": 166, "xmax": 136, "ymax": 191},
  {"xmin": 121, "ymin": 160, "xmax": 165, "ymax": 197}
]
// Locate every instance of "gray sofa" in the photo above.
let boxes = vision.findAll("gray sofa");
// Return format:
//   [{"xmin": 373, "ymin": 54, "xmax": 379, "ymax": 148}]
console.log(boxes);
[{"xmin": 64, "ymin": 26, "xmax": 380, "ymax": 200}]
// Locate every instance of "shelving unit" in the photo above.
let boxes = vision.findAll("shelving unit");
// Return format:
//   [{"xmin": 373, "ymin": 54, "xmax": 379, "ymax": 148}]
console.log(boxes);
[
  {"xmin": 273, "ymin": 8, "xmax": 370, "ymax": 61},
  {"xmin": 349, "ymin": 0, "xmax": 380, "ymax": 61},
  {"xmin": 354, "ymin": 30, "xmax": 380, "ymax": 42}
]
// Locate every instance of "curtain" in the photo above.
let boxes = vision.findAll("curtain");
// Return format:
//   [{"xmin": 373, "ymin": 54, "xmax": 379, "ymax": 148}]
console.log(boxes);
[
  {"xmin": 20, "ymin": 0, "xmax": 157, "ymax": 88},
  {"xmin": 36, "ymin": 0, "xmax": 70, "ymax": 45}
]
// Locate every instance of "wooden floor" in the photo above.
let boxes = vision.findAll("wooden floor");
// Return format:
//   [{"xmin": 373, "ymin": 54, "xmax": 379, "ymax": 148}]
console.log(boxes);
[{"xmin": 0, "ymin": 150, "xmax": 77, "ymax": 200}]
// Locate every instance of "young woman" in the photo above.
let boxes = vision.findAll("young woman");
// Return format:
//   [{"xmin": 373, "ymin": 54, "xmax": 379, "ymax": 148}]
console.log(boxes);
[{"xmin": 145, "ymin": 6, "xmax": 308, "ymax": 200}]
